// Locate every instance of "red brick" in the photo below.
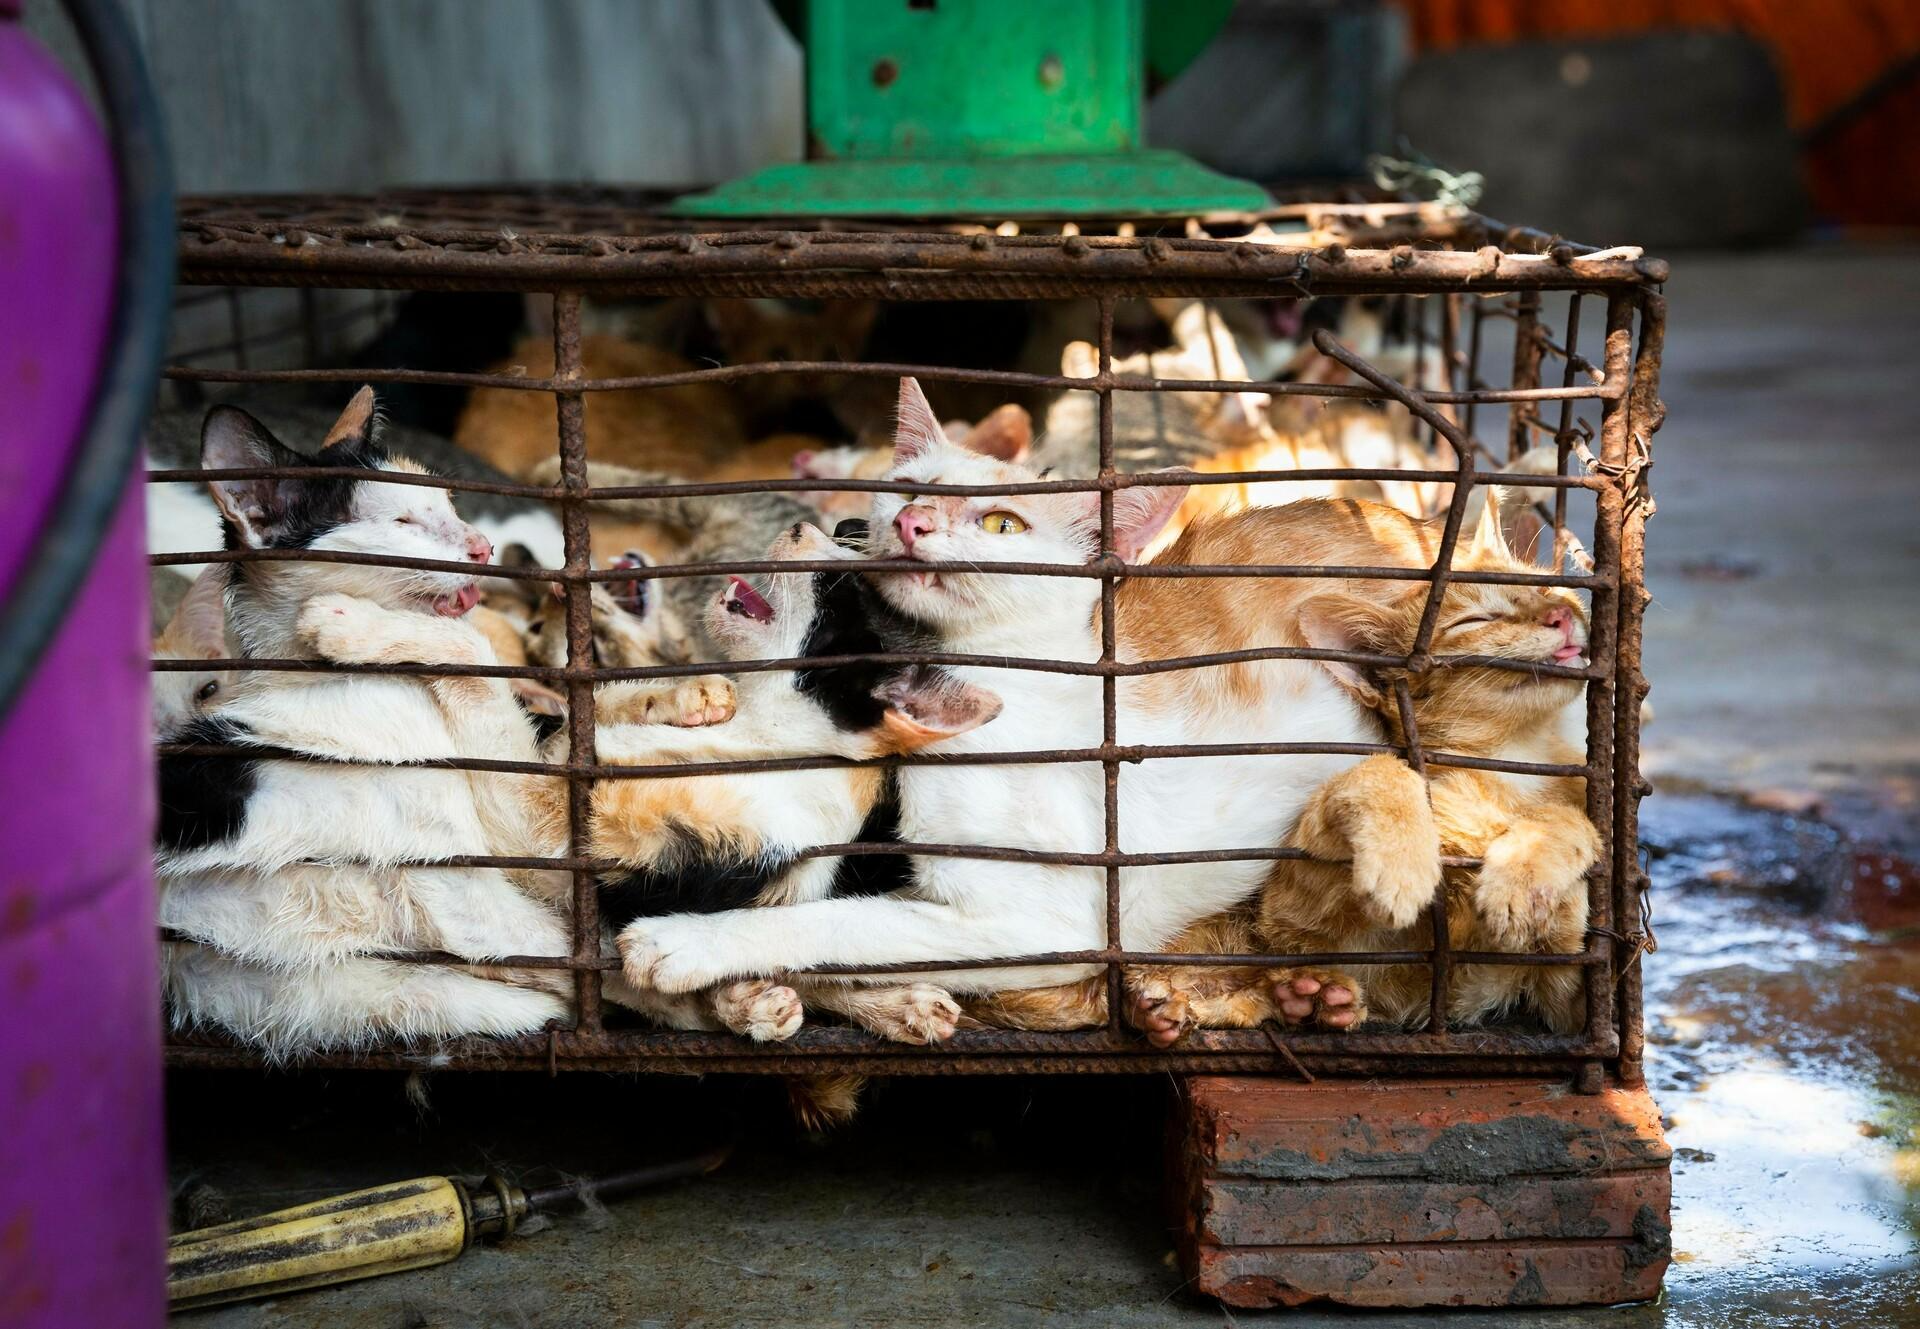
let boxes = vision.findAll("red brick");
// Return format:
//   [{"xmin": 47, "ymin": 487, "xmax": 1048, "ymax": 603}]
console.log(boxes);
[
  {"xmin": 1168, "ymin": 1076, "xmax": 1672, "ymax": 1309},
  {"xmin": 1196, "ymin": 1238, "xmax": 1669, "ymax": 1310}
]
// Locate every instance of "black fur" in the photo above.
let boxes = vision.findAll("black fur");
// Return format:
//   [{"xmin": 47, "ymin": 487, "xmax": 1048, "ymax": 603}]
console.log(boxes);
[
  {"xmin": 826, "ymin": 794, "xmax": 909, "ymax": 897},
  {"xmin": 597, "ymin": 842, "xmax": 794, "ymax": 932},
  {"xmin": 204, "ymin": 407, "xmax": 391, "ymax": 553},
  {"xmin": 157, "ymin": 716, "xmax": 258, "ymax": 851},
  {"xmin": 793, "ymin": 571, "xmax": 897, "ymax": 733}
]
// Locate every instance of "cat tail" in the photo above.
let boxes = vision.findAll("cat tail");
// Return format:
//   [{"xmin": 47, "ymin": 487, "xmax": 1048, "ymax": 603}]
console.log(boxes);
[{"xmin": 785, "ymin": 1073, "xmax": 867, "ymax": 1131}]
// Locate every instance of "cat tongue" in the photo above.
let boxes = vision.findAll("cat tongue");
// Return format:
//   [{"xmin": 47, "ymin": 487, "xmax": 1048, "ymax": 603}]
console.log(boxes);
[
  {"xmin": 433, "ymin": 583, "xmax": 480, "ymax": 617},
  {"xmin": 1553, "ymin": 643, "xmax": 1584, "ymax": 662},
  {"xmin": 726, "ymin": 577, "xmax": 774, "ymax": 623}
]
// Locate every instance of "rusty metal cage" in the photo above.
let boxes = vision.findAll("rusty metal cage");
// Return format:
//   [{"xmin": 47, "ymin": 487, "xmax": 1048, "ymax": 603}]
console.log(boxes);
[{"xmin": 152, "ymin": 190, "xmax": 1664, "ymax": 1087}]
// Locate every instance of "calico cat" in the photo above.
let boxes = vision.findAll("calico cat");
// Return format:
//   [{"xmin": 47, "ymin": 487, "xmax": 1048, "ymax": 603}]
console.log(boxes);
[
  {"xmin": 158, "ymin": 390, "xmax": 580, "ymax": 1052},
  {"xmin": 978, "ymin": 491, "xmax": 1598, "ymax": 1044},
  {"xmin": 587, "ymin": 520, "xmax": 1002, "ymax": 1045},
  {"xmin": 612, "ymin": 378, "xmax": 1392, "ymax": 1010}
]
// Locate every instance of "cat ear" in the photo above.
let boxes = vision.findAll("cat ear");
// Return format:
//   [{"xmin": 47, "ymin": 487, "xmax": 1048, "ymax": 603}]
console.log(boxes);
[
  {"xmin": 1108, "ymin": 474, "xmax": 1190, "ymax": 563},
  {"xmin": 1298, "ymin": 596, "xmax": 1390, "ymax": 704},
  {"xmin": 159, "ymin": 565, "xmax": 228, "ymax": 659},
  {"xmin": 200, "ymin": 406, "xmax": 305, "ymax": 548},
  {"xmin": 958, "ymin": 403, "xmax": 1031, "ymax": 463},
  {"xmin": 873, "ymin": 667, "xmax": 1003, "ymax": 753},
  {"xmin": 1468, "ymin": 485, "xmax": 1511, "ymax": 561},
  {"xmin": 892, "ymin": 377, "xmax": 949, "ymax": 466},
  {"xmin": 322, "ymin": 386, "xmax": 378, "ymax": 448}
]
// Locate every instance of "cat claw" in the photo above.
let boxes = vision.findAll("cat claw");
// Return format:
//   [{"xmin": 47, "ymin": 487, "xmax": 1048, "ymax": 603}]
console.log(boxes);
[
  {"xmin": 1268, "ymin": 971, "xmax": 1366, "ymax": 1031},
  {"xmin": 714, "ymin": 978, "xmax": 804, "ymax": 1043},
  {"xmin": 1128, "ymin": 977, "xmax": 1194, "ymax": 1048}
]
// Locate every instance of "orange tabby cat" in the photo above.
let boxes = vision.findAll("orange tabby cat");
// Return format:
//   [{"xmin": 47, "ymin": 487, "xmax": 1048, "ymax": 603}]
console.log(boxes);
[
  {"xmin": 453, "ymin": 334, "xmax": 745, "ymax": 479},
  {"xmin": 970, "ymin": 490, "xmax": 1598, "ymax": 1041}
]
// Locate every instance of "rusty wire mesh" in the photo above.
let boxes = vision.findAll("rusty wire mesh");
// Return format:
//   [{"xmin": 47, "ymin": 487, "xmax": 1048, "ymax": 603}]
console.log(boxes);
[{"xmin": 153, "ymin": 191, "xmax": 1663, "ymax": 1084}]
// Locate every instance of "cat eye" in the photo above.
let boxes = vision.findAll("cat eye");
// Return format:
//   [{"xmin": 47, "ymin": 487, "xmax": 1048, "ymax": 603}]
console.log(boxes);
[
  {"xmin": 980, "ymin": 511, "xmax": 1027, "ymax": 535},
  {"xmin": 393, "ymin": 515, "xmax": 416, "ymax": 526},
  {"xmin": 1449, "ymin": 614, "xmax": 1496, "ymax": 629},
  {"xmin": 195, "ymin": 680, "xmax": 220, "ymax": 702}
]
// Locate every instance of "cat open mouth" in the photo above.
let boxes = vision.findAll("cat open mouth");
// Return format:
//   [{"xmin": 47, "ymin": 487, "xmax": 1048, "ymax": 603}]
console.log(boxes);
[
  {"xmin": 430, "ymin": 583, "xmax": 481, "ymax": 617},
  {"xmin": 725, "ymin": 577, "xmax": 775, "ymax": 623}
]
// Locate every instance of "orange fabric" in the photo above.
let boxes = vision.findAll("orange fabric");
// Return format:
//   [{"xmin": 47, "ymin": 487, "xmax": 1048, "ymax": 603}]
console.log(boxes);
[{"xmin": 1398, "ymin": 0, "xmax": 1920, "ymax": 224}]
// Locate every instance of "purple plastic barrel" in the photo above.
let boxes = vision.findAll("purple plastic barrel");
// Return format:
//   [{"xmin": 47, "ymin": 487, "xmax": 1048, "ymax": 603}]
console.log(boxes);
[{"xmin": 0, "ymin": 4, "xmax": 166, "ymax": 1326}]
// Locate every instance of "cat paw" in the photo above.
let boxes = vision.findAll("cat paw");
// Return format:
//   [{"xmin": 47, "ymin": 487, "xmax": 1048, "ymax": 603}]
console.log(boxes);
[
  {"xmin": 1353, "ymin": 838, "xmax": 1444, "ymax": 930},
  {"xmin": 294, "ymin": 594, "xmax": 384, "ymax": 660},
  {"xmin": 668, "ymin": 676, "xmax": 736, "ymax": 726},
  {"xmin": 1128, "ymin": 976, "xmax": 1194, "ymax": 1048},
  {"xmin": 1268, "ymin": 970, "xmax": 1367, "ymax": 1030},
  {"xmin": 616, "ymin": 918, "xmax": 725, "ymax": 995},
  {"xmin": 1475, "ymin": 829, "xmax": 1569, "ymax": 949},
  {"xmin": 600, "ymin": 677, "xmax": 736, "ymax": 727},
  {"xmin": 712, "ymin": 978, "xmax": 804, "ymax": 1043},
  {"xmin": 865, "ymin": 984, "xmax": 962, "ymax": 1045}
]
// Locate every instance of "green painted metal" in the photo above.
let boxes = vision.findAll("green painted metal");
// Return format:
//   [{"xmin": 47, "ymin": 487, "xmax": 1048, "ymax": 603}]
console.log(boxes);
[
  {"xmin": 1145, "ymin": 0, "xmax": 1238, "ymax": 87},
  {"xmin": 671, "ymin": 0, "xmax": 1266, "ymax": 219},
  {"xmin": 671, "ymin": 150, "xmax": 1269, "ymax": 219}
]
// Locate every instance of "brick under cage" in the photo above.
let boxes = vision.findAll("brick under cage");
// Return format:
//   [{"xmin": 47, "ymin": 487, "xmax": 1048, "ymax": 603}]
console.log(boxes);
[{"xmin": 152, "ymin": 189, "xmax": 1665, "ymax": 1086}]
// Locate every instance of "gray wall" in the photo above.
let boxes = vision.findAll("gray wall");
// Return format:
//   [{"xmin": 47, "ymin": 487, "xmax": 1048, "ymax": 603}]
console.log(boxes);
[{"xmin": 29, "ymin": 0, "xmax": 803, "ymax": 193}]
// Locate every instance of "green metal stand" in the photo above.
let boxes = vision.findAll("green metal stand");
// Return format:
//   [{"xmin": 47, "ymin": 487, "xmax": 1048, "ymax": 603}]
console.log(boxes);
[{"xmin": 670, "ymin": 0, "xmax": 1267, "ymax": 220}]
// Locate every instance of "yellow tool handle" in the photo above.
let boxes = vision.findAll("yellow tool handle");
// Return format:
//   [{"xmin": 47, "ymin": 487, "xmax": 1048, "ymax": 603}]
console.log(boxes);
[{"xmin": 167, "ymin": 1176, "xmax": 472, "ymax": 1310}]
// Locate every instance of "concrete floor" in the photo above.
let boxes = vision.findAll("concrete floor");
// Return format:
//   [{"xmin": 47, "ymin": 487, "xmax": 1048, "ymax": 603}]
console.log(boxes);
[{"xmin": 168, "ymin": 247, "xmax": 1920, "ymax": 1327}]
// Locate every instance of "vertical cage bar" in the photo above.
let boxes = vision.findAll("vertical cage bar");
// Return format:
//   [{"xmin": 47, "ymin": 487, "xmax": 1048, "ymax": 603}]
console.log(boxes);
[
  {"xmin": 1394, "ymin": 678, "xmax": 1448, "ymax": 1033},
  {"xmin": 1615, "ymin": 290, "xmax": 1666, "ymax": 1087},
  {"xmin": 1551, "ymin": 293, "xmax": 1585, "ymax": 571},
  {"xmin": 1412, "ymin": 295, "xmax": 1434, "ymax": 450},
  {"xmin": 1462, "ymin": 297, "xmax": 1486, "ymax": 441},
  {"xmin": 1097, "ymin": 298, "xmax": 1123, "ymax": 1033},
  {"xmin": 1506, "ymin": 290, "xmax": 1544, "ymax": 463},
  {"xmin": 553, "ymin": 290, "xmax": 602, "ymax": 1033},
  {"xmin": 1580, "ymin": 292, "xmax": 1635, "ymax": 1072}
]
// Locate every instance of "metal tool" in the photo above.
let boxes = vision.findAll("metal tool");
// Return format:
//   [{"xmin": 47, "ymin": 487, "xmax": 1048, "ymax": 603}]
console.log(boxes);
[{"xmin": 166, "ymin": 1144, "xmax": 731, "ymax": 1310}]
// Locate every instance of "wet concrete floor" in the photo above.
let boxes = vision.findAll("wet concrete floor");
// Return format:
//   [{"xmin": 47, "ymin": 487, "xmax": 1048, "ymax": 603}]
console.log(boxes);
[{"xmin": 169, "ymin": 246, "xmax": 1920, "ymax": 1325}]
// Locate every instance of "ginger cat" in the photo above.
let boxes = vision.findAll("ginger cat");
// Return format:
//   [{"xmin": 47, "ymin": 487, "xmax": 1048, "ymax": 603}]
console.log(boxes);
[
  {"xmin": 452, "ymin": 334, "xmax": 745, "ymax": 479},
  {"xmin": 972, "ymin": 490, "xmax": 1598, "ymax": 1042}
]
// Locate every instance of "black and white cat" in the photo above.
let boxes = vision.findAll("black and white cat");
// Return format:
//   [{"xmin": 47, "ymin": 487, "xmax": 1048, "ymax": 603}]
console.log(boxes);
[{"xmin": 159, "ymin": 390, "xmax": 582, "ymax": 1053}]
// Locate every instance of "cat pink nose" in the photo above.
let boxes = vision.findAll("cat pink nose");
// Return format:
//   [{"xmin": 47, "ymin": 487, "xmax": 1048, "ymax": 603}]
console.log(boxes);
[
  {"xmin": 466, "ymin": 532, "xmax": 493, "ymax": 564},
  {"xmin": 790, "ymin": 450, "xmax": 816, "ymax": 476},
  {"xmin": 895, "ymin": 505, "xmax": 936, "ymax": 551},
  {"xmin": 1543, "ymin": 605, "xmax": 1573, "ymax": 639}
]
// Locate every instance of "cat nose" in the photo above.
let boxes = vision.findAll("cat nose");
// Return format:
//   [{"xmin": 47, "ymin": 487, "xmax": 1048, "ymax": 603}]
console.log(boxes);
[
  {"xmin": 1543, "ymin": 605, "xmax": 1573, "ymax": 638},
  {"xmin": 466, "ymin": 532, "xmax": 494, "ymax": 564},
  {"xmin": 790, "ymin": 450, "xmax": 816, "ymax": 476},
  {"xmin": 895, "ymin": 505, "xmax": 936, "ymax": 551}
]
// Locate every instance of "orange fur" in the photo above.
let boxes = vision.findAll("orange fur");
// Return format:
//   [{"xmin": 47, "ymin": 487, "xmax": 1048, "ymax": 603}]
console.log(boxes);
[{"xmin": 453, "ymin": 335, "xmax": 744, "ymax": 479}]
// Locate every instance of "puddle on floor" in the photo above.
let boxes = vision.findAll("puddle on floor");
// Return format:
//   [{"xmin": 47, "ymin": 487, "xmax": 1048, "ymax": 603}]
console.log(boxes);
[{"xmin": 1640, "ymin": 793, "xmax": 1920, "ymax": 1326}]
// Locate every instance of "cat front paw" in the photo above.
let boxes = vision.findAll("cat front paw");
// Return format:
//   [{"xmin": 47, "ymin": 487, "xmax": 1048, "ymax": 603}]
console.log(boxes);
[
  {"xmin": 1352, "ymin": 835, "xmax": 1443, "ymax": 930},
  {"xmin": 616, "ymin": 917, "xmax": 731, "ymax": 995},
  {"xmin": 712, "ymin": 978, "xmax": 804, "ymax": 1043},
  {"xmin": 598, "ymin": 676, "xmax": 736, "ymax": 727},
  {"xmin": 1475, "ymin": 827, "xmax": 1576, "ymax": 949},
  {"xmin": 294, "ymin": 593, "xmax": 385, "ymax": 661},
  {"xmin": 1268, "ymin": 970, "xmax": 1367, "ymax": 1030}
]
